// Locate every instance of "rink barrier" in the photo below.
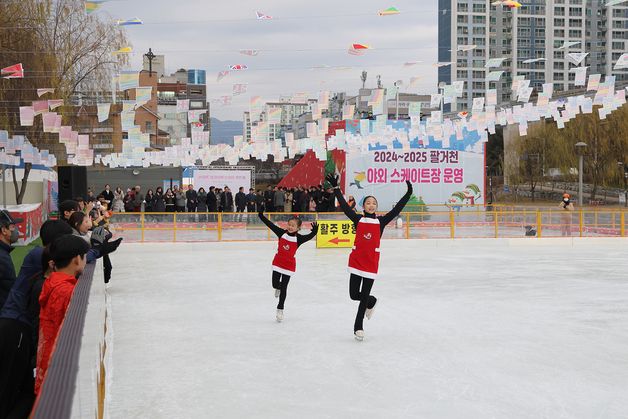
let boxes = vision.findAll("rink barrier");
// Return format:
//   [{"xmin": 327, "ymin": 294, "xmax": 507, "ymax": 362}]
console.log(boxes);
[
  {"xmin": 32, "ymin": 260, "xmax": 108, "ymax": 419},
  {"xmin": 104, "ymin": 209, "xmax": 628, "ymax": 242}
]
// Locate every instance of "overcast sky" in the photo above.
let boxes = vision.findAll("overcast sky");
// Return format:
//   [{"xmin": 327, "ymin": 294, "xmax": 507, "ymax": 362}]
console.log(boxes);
[{"xmin": 104, "ymin": 0, "xmax": 441, "ymax": 120}]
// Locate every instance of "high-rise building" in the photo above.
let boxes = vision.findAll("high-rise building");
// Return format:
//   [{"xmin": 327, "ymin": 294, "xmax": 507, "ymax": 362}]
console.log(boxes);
[{"xmin": 439, "ymin": 0, "xmax": 628, "ymax": 112}]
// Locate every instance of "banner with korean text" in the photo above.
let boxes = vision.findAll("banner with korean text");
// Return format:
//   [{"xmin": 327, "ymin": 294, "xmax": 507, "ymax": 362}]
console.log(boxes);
[{"xmin": 345, "ymin": 148, "xmax": 484, "ymax": 211}]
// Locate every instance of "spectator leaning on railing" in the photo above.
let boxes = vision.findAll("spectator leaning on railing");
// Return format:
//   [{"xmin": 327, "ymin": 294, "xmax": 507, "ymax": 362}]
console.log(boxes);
[
  {"xmin": 0, "ymin": 220, "xmax": 73, "ymax": 418},
  {"xmin": 35, "ymin": 235, "xmax": 90, "ymax": 395}
]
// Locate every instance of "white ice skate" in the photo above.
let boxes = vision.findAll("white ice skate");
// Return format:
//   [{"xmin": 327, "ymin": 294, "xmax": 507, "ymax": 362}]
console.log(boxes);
[
  {"xmin": 274, "ymin": 288, "xmax": 280, "ymax": 298},
  {"xmin": 365, "ymin": 300, "xmax": 378, "ymax": 320},
  {"xmin": 354, "ymin": 330, "xmax": 365, "ymax": 341},
  {"xmin": 276, "ymin": 309, "xmax": 284, "ymax": 322}
]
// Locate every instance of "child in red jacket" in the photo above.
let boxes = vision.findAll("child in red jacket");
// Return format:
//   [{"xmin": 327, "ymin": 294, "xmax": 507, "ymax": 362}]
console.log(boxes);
[
  {"xmin": 259, "ymin": 212, "xmax": 318, "ymax": 322},
  {"xmin": 35, "ymin": 235, "xmax": 89, "ymax": 395},
  {"xmin": 327, "ymin": 174, "xmax": 412, "ymax": 341}
]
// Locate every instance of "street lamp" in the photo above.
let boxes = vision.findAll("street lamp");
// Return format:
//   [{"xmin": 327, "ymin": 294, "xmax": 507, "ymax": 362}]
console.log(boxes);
[{"xmin": 575, "ymin": 142, "xmax": 587, "ymax": 207}]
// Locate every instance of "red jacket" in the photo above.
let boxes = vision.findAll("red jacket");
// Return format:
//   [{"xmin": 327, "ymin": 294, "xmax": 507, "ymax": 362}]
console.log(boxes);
[{"xmin": 35, "ymin": 272, "xmax": 78, "ymax": 394}]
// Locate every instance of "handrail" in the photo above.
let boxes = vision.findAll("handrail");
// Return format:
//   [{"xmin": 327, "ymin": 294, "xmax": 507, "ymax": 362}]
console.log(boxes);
[
  {"xmin": 31, "ymin": 263, "xmax": 97, "ymax": 419},
  {"xmin": 105, "ymin": 209, "xmax": 628, "ymax": 241}
]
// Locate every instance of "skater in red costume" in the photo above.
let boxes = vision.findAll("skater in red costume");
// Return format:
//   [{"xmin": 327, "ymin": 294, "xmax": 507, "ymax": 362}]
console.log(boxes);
[
  {"xmin": 326, "ymin": 174, "xmax": 412, "ymax": 341},
  {"xmin": 259, "ymin": 212, "xmax": 318, "ymax": 322}
]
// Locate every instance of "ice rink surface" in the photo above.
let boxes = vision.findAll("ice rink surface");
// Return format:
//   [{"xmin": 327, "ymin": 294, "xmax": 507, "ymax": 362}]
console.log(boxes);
[{"xmin": 107, "ymin": 239, "xmax": 628, "ymax": 419}]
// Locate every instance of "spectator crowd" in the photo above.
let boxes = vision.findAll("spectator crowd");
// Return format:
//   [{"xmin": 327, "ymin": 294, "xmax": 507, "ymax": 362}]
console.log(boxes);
[
  {"xmin": 94, "ymin": 183, "xmax": 357, "ymax": 214},
  {"xmin": 0, "ymin": 193, "xmax": 123, "ymax": 418}
]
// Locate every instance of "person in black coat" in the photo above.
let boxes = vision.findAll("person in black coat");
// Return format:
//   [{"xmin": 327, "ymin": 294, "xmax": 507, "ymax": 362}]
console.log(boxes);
[
  {"xmin": 186, "ymin": 185, "xmax": 198, "ymax": 213},
  {"xmin": 145, "ymin": 189, "xmax": 155, "ymax": 212},
  {"xmin": 235, "ymin": 187, "xmax": 247, "ymax": 213},
  {"xmin": 264, "ymin": 185, "xmax": 275, "ymax": 212},
  {"xmin": 246, "ymin": 188, "xmax": 257, "ymax": 213},
  {"xmin": 221, "ymin": 187, "xmax": 234, "ymax": 213},
  {"xmin": 255, "ymin": 190, "xmax": 265, "ymax": 212},
  {"xmin": 293, "ymin": 187, "xmax": 303, "ymax": 212},
  {"xmin": 100, "ymin": 184, "xmax": 115, "ymax": 207},
  {"xmin": 207, "ymin": 186, "xmax": 218, "ymax": 221},
  {"xmin": 153, "ymin": 187, "xmax": 166, "ymax": 212}
]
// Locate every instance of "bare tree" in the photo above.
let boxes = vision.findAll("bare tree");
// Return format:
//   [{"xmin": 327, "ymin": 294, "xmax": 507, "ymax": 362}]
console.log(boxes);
[{"xmin": 0, "ymin": 0, "xmax": 128, "ymax": 203}]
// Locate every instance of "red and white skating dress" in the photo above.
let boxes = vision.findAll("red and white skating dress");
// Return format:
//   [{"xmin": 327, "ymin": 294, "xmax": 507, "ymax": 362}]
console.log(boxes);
[
  {"xmin": 272, "ymin": 233, "xmax": 298, "ymax": 275},
  {"xmin": 348, "ymin": 217, "xmax": 381, "ymax": 279}
]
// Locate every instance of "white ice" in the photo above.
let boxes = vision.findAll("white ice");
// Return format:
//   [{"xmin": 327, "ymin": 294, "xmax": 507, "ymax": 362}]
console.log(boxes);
[{"xmin": 106, "ymin": 239, "xmax": 628, "ymax": 419}]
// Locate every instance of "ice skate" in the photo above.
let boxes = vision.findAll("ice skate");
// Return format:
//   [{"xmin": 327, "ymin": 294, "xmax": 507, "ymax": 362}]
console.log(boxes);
[
  {"xmin": 274, "ymin": 288, "xmax": 280, "ymax": 298},
  {"xmin": 354, "ymin": 330, "xmax": 364, "ymax": 341},
  {"xmin": 365, "ymin": 299, "xmax": 378, "ymax": 320},
  {"xmin": 276, "ymin": 309, "xmax": 284, "ymax": 322}
]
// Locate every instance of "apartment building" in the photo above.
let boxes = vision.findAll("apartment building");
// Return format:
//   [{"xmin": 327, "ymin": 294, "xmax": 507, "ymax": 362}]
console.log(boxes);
[{"xmin": 439, "ymin": 0, "xmax": 628, "ymax": 111}]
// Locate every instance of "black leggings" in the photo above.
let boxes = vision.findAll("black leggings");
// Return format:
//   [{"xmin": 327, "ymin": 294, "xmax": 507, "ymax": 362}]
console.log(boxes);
[
  {"xmin": 349, "ymin": 274, "xmax": 377, "ymax": 332},
  {"xmin": 103, "ymin": 254, "xmax": 112, "ymax": 283},
  {"xmin": 272, "ymin": 271, "xmax": 291, "ymax": 310}
]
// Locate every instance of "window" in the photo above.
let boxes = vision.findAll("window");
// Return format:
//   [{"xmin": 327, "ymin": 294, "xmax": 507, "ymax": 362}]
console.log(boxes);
[
  {"xmin": 472, "ymin": 4, "xmax": 486, "ymax": 13},
  {"xmin": 569, "ymin": 29, "xmax": 582, "ymax": 38},
  {"xmin": 569, "ymin": 7, "xmax": 582, "ymax": 17},
  {"xmin": 145, "ymin": 121, "xmax": 153, "ymax": 132},
  {"xmin": 569, "ymin": 19, "xmax": 582, "ymax": 27}
]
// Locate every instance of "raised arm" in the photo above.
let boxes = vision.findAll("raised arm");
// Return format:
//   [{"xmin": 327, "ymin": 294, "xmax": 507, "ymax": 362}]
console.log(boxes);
[
  {"xmin": 297, "ymin": 222, "xmax": 318, "ymax": 246},
  {"xmin": 258, "ymin": 212, "xmax": 285, "ymax": 237},
  {"xmin": 326, "ymin": 174, "xmax": 361, "ymax": 224},
  {"xmin": 379, "ymin": 181, "xmax": 413, "ymax": 227}
]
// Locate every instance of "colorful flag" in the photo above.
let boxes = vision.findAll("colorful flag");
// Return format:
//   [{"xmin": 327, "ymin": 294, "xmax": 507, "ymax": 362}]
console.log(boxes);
[
  {"xmin": 84, "ymin": 1, "xmax": 102, "ymax": 14},
  {"xmin": 567, "ymin": 52, "xmax": 589, "ymax": 66},
  {"xmin": 348, "ymin": 44, "xmax": 370, "ymax": 55},
  {"xmin": 256, "ymin": 11, "xmax": 272, "ymax": 20},
  {"xmin": 32, "ymin": 100, "xmax": 48, "ymax": 116},
  {"xmin": 112, "ymin": 46, "xmax": 133, "ymax": 55},
  {"xmin": 19, "ymin": 106, "xmax": 34, "ymax": 126},
  {"xmin": 614, "ymin": 53, "xmax": 628, "ymax": 70},
  {"xmin": 176, "ymin": 99, "xmax": 190, "ymax": 113},
  {"xmin": 37, "ymin": 88, "xmax": 54, "ymax": 97},
  {"xmin": 1, "ymin": 63, "xmax": 23, "ymax": 79},
  {"xmin": 121, "ymin": 112, "xmax": 135, "ymax": 131},
  {"xmin": 233, "ymin": 84, "xmax": 248, "ymax": 95},
  {"xmin": 217, "ymin": 71, "xmax": 230, "ymax": 82},
  {"xmin": 135, "ymin": 86, "xmax": 152, "ymax": 105},
  {"xmin": 48, "ymin": 99, "xmax": 63, "ymax": 110},
  {"xmin": 118, "ymin": 71, "xmax": 139, "ymax": 90},
  {"xmin": 342, "ymin": 104, "xmax": 355, "ymax": 120},
  {"xmin": 97, "ymin": 103, "xmax": 110, "ymax": 122},
  {"xmin": 267, "ymin": 107, "xmax": 281, "ymax": 124},
  {"xmin": 378, "ymin": 7, "xmax": 400, "ymax": 15},
  {"xmin": 116, "ymin": 18, "xmax": 143, "ymax": 26},
  {"xmin": 42, "ymin": 113, "xmax": 56, "ymax": 133}
]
